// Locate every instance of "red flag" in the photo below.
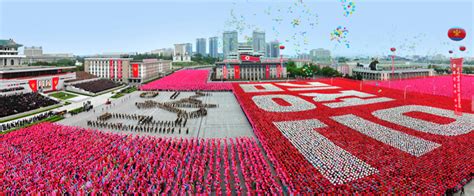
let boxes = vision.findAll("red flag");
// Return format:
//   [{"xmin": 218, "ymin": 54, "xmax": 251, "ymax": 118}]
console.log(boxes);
[
  {"xmin": 109, "ymin": 60, "xmax": 114, "ymax": 79},
  {"xmin": 223, "ymin": 65, "xmax": 228, "ymax": 79},
  {"xmin": 450, "ymin": 58, "xmax": 463, "ymax": 115},
  {"xmin": 265, "ymin": 65, "xmax": 270, "ymax": 79},
  {"xmin": 117, "ymin": 60, "xmax": 122, "ymax": 79},
  {"xmin": 52, "ymin": 77, "xmax": 59, "ymax": 91},
  {"xmin": 240, "ymin": 55, "xmax": 260, "ymax": 62},
  {"xmin": 132, "ymin": 64, "xmax": 139, "ymax": 78},
  {"xmin": 277, "ymin": 64, "xmax": 282, "ymax": 78},
  {"xmin": 28, "ymin": 80, "xmax": 38, "ymax": 92},
  {"xmin": 234, "ymin": 65, "xmax": 240, "ymax": 79}
]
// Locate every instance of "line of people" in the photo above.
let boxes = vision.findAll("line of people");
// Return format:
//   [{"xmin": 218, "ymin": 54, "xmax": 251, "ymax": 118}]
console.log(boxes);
[{"xmin": 87, "ymin": 120, "xmax": 189, "ymax": 134}]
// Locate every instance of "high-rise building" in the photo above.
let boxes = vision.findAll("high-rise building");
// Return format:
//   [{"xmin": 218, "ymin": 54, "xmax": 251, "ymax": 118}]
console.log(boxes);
[
  {"xmin": 185, "ymin": 43, "xmax": 193, "ymax": 57},
  {"xmin": 209, "ymin": 37, "xmax": 218, "ymax": 58},
  {"xmin": 269, "ymin": 41, "xmax": 280, "ymax": 58},
  {"xmin": 310, "ymin": 48, "xmax": 331, "ymax": 62},
  {"xmin": 223, "ymin": 31, "xmax": 238, "ymax": 59},
  {"xmin": 265, "ymin": 43, "xmax": 271, "ymax": 57},
  {"xmin": 252, "ymin": 30, "xmax": 265, "ymax": 54},
  {"xmin": 196, "ymin": 38, "xmax": 207, "ymax": 56}
]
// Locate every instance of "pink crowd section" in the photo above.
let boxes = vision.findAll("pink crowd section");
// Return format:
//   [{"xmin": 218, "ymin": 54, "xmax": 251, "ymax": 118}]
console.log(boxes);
[{"xmin": 140, "ymin": 69, "xmax": 233, "ymax": 91}]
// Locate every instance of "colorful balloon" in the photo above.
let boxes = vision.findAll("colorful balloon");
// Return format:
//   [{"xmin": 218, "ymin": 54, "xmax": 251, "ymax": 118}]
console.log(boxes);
[
  {"xmin": 390, "ymin": 47, "xmax": 396, "ymax": 52},
  {"xmin": 448, "ymin": 27, "xmax": 466, "ymax": 41},
  {"xmin": 459, "ymin": 46, "xmax": 466, "ymax": 52},
  {"xmin": 449, "ymin": 50, "xmax": 453, "ymax": 54},
  {"xmin": 279, "ymin": 45, "xmax": 285, "ymax": 50}
]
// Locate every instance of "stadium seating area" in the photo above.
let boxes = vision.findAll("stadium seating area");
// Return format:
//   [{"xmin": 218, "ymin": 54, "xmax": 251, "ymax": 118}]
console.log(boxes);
[
  {"xmin": 73, "ymin": 79, "xmax": 121, "ymax": 93},
  {"xmin": 0, "ymin": 93, "xmax": 59, "ymax": 118},
  {"xmin": 141, "ymin": 70, "xmax": 233, "ymax": 91}
]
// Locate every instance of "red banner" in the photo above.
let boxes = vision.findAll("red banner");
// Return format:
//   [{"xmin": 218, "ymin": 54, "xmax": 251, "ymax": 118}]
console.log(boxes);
[
  {"xmin": 240, "ymin": 55, "xmax": 260, "ymax": 62},
  {"xmin": 277, "ymin": 64, "xmax": 282, "ymax": 78},
  {"xmin": 117, "ymin": 60, "xmax": 122, "ymax": 79},
  {"xmin": 132, "ymin": 64, "xmax": 139, "ymax": 78},
  {"xmin": 28, "ymin": 80, "xmax": 38, "ymax": 92},
  {"xmin": 52, "ymin": 77, "xmax": 59, "ymax": 91},
  {"xmin": 109, "ymin": 60, "xmax": 114, "ymax": 79},
  {"xmin": 265, "ymin": 65, "xmax": 270, "ymax": 79},
  {"xmin": 223, "ymin": 65, "xmax": 228, "ymax": 79},
  {"xmin": 234, "ymin": 65, "xmax": 240, "ymax": 79},
  {"xmin": 451, "ymin": 58, "xmax": 463, "ymax": 115}
]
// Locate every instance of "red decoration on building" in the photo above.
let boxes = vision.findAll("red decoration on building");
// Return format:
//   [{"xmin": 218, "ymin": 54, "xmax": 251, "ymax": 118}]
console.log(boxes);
[
  {"xmin": 234, "ymin": 65, "xmax": 240, "ymax": 79},
  {"xmin": 117, "ymin": 60, "xmax": 122, "ymax": 79},
  {"xmin": 28, "ymin": 80, "xmax": 38, "ymax": 92},
  {"xmin": 132, "ymin": 64, "xmax": 139, "ymax": 78},
  {"xmin": 240, "ymin": 55, "xmax": 260, "ymax": 62},
  {"xmin": 52, "ymin": 77, "xmax": 59, "ymax": 91}
]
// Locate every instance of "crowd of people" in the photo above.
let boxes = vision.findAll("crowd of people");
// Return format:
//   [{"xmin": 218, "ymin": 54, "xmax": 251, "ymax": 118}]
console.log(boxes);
[
  {"xmin": 139, "ymin": 91, "xmax": 159, "ymax": 98},
  {"xmin": 136, "ymin": 91, "xmax": 217, "ymax": 119},
  {"xmin": 87, "ymin": 112, "xmax": 189, "ymax": 135},
  {"xmin": 140, "ymin": 69, "xmax": 233, "ymax": 91},
  {"xmin": 0, "ymin": 111, "xmax": 55, "ymax": 132},
  {"xmin": 232, "ymin": 79, "xmax": 473, "ymax": 194},
  {"xmin": 73, "ymin": 79, "xmax": 121, "ymax": 93},
  {"xmin": 366, "ymin": 75, "xmax": 474, "ymax": 100},
  {"xmin": 0, "ymin": 123, "xmax": 285, "ymax": 194},
  {"xmin": 0, "ymin": 93, "xmax": 59, "ymax": 118}
]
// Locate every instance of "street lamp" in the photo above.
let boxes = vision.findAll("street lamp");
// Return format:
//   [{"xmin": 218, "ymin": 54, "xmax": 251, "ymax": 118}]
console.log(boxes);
[
  {"xmin": 390, "ymin": 47, "xmax": 396, "ymax": 80},
  {"xmin": 279, "ymin": 45, "xmax": 285, "ymax": 79}
]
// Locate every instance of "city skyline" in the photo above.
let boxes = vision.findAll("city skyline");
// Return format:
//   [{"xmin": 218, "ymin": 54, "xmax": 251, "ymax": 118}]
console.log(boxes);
[{"xmin": 0, "ymin": 0, "xmax": 472, "ymax": 57}]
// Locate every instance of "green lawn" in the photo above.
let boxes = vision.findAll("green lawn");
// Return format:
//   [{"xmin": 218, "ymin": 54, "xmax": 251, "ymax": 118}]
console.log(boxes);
[{"xmin": 49, "ymin": 92, "xmax": 78, "ymax": 100}]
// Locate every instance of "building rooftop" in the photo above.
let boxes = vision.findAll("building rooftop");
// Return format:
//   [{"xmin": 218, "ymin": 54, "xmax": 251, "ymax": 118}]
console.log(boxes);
[
  {"xmin": 0, "ymin": 39, "xmax": 23, "ymax": 48},
  {"xmin": 0, "ymin": 66, "xmax": 76, "ymax": 73}
]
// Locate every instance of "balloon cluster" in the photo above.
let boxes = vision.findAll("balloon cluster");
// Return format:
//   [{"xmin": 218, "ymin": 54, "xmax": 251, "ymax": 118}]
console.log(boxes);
[
  {"xmin": 330, "ymin": 26, "xmax": 350, "ymax": 48},
  {"xmin": 340, "ymin": 0, "xmax": 356, "ymax": 17}
]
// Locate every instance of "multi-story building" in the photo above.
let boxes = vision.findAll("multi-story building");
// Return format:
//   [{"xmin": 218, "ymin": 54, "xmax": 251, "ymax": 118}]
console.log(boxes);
[
  {"xmin": 173, "ymin": 44, "xmax": 191, "ymax": 62},
  {"xmin": 223, "ymin": 31, "xmax": 238, "ymax": 59},
  {"xmin": 265, "ymin": 43, "xmax": 271, "ymax": 57},
  {"xmin": 150, "ymin": 48, "xmax": 173, "ymax": 57},
  {"xmin": 129, "ymin": 59, "xmax": 172, "ymax": 84},
  {"xmin": 252, "ymin": 30, "xmax": 266, "ymax": 54},
  {"xmin": 351, "ymin": 67, "xmax": 435, "ymax": 80},
  {"xmin": 185, "ymin": 43, "xmax": 193, "ymax": 57},
  {"xmin": 24, "ymin": 46, "xmax": 74, "ymax": 64},
  {"xmin": 310, "ymin": 48, "xmax": 331, "ymax": 62},
  {"xmin": 209, "ymin": 37, "xmax": 218, "ymax": 58},
  {"xmin": 0, "ymin": 39, "xmax": 25, "ymax": 67},
  {"xmin": 84, "ymin": 58, "xmax": 172, "ymax": 84},
  {"xmin": 269, "ymin": 41, "xmax": 280, "ymax": 58},
  {"xmin": 215, "ymin": 56, "xmax": 287, "ymax": 81},
  {"xmin": 0, "ymin": 66, "xmax": 76, "ymax": 95},
  {"xmin": 196, "ymin": 38, "xmax": 206, "ymax": 56}
]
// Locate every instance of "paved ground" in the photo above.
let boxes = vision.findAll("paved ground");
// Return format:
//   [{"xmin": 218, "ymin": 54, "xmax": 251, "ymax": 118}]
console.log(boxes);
[{"xmin": 58, "ymin": 91, "xmax": 254, "ymax": 139}]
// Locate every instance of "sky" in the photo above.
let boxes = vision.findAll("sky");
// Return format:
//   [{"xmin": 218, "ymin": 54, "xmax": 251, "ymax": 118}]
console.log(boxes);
[{"xmin": 0, "ymin": 0, "xmax": 472, "ymax": 57}]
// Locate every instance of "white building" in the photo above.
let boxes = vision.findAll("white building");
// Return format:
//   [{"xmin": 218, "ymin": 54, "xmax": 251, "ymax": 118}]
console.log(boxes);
[
  {"xmin": 84, "ymin": 58, "xmax": 172, "ymax": 84},
  {"xmin": 150, "ymin": 48, "xmax": 173, "ymax": 57},
  {"xmin": 0, "ymin": 39, "xmax": 25, "ymax": 67},
  {"xmin": 173, "ymin": 44, "xmax": 191, "ymax": 62},
  {"xmin": 24, "ymin": 46, "xmax": 74, "ymax": 64}
]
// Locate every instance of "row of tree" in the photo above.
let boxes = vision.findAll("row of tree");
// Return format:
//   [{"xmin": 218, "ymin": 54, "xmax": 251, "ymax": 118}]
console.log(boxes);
[{"xmin": 286, "ymin": 61, "xmax": 342, "ymax": 78}]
